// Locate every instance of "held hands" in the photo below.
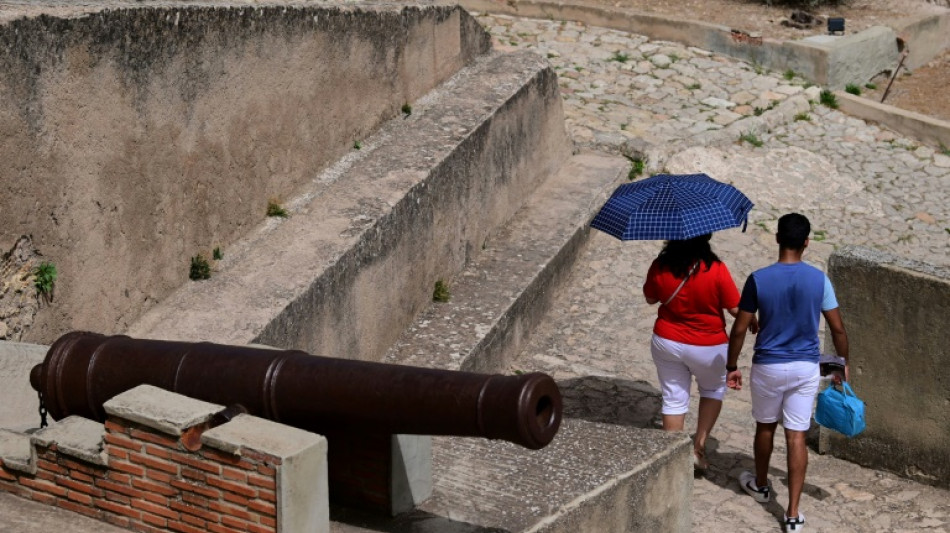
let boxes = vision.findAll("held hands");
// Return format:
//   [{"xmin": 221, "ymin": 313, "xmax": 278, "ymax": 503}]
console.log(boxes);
[{"xmin": 727, "ymin": 369, "xmax": 742, "ymax": 390}]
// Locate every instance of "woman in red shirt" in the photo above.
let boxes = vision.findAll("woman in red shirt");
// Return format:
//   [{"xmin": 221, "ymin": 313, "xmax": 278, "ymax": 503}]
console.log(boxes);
[{"xmin": 643, "ymin": 233, "xmax": 751, "ymax": 470}]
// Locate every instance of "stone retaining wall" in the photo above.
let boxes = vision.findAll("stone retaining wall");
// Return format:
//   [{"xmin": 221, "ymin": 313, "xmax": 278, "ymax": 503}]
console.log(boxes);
[
  {"xmin": 0, "ymin": 3, "xmax": 491, "ymax": 344},
  {"xmin": 823, "ymin": 246, "xmax": 950, "ymax": 488}
]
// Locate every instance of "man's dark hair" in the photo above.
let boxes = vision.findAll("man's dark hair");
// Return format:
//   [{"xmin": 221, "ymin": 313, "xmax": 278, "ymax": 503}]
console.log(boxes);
[
  {"xmin": 777, "ymin": 213, "xmax": 811, "ymax": 250},
  {"xmin": 656, "ymin": 233, "xmax": 720, "ymax": 278}
]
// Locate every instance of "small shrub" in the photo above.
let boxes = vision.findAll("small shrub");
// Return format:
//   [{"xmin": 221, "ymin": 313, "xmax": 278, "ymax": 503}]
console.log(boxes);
[
  {"xmin": 686, "ymin": 83, "xmax": 702, "ymax": 90},
  {"xmin": 213, "ymin": 247, "xmax": 223, "ymax": 261},
  {"xmin": 794, "ymin": 112, "xmax": 811, "ymax": 122},
  {"xmin": 189, "ymin": 255, "xmax": 211, "ymax": 281},
  {"xmin": 608, "ymin": 51, "xmax": 630, "ymax": 63},
  {"xmin": 753, "ymin": 107, "xmax": 765, "ymax": 116},
  {"xmin": 353, "ymin": 140, "xmax": 362, "ymax": 150},
  {"xmin": 812, "ymin": 229, "xmax": 827, "ymax": 241},
  {"xmin": 33, "ymin": 262, "xmax": 57, "ymax": 295},
  {"xmin": 266, "ymin": 200, "xmax": 288, "ymax": 218},
  {"xmin": 845, "ymin": 84, "xmax": 861, "ymax": 95},
  {"xmin": 625, "ymin": 156, "xmax": 645, "ymax": 180},
  {"xmin": 401, "ymin": 103, "xmax": 412, "ymax": 116},
  {"xmin": 783, "ymin": 69, "xmax": 796, "ymax": 80},
  {"xmin": 865, "ymin": 82, "xmax": 877, "ymax": 90},
  {"xmin": 939, "ymin": 144, "xmax": 950, "ymax": 156},
  {"xmin": 819, "ymin": 90, "xmax": 839, "ymax": 109},
  {"xmin": 433, "ymin": 280, "xmax": 450, "ymax": 303},
  {"xmin": 739, "ymin": 132, "xmax": 764, "ymax": 147}
]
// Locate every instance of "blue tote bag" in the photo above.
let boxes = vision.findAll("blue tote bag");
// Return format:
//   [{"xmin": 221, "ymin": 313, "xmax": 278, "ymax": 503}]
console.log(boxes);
[{"xmin": 815, "ymin": 382, "xmax": 866, "ymax": 438}]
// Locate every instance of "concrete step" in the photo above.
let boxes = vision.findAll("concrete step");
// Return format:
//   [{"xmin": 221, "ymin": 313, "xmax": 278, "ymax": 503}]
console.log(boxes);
[
  {"xmin": 332, "ymin": 419, "xmax": 692, "ymax": 533},
  {"xmin": 383, "ymin": 151, "xmax": 627, "ymax": 374},
  {"xmin": 126, "ymin": 49, "xmax": 571, "ymax": 364}
]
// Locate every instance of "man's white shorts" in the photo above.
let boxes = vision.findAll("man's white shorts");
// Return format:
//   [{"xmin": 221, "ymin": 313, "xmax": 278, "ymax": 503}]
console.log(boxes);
[
  {"xmin": 749, "ymin": 361, "xmax": 820, "ymax": 432},
  {"xmin": 651, "ymin": 334, "xmax": 727, "ymax": 415}
]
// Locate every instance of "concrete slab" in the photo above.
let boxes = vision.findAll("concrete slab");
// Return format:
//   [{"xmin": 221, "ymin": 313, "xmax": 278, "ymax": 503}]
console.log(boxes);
[
  {"xmin": 103, "ymin": 384, "xmax": 222, "ymax": 436},
  {"xmin": 30, "ymin": 416, "xmax": 107, "ymax": 466},
  {"xmin": 0, "ymin": 342, "xmax": 47, "ymax": 431}
]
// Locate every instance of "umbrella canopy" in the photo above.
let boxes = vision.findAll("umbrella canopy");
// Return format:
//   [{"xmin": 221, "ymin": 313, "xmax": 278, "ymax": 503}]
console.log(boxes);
[{"xmin": 590, "ymin": 173, "xmax": 753, "ymax": 240}]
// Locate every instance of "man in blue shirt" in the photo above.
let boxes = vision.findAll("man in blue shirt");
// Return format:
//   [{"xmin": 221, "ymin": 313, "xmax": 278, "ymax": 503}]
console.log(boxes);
[{"xmin": 726, "ymin": 213, "xmax": 849, "ymax": 533}]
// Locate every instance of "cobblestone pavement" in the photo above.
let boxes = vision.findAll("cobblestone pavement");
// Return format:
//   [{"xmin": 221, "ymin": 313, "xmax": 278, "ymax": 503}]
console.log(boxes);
[{"xmin": 479, "ymin": 13, "xmax": 950, "ymax": 533}]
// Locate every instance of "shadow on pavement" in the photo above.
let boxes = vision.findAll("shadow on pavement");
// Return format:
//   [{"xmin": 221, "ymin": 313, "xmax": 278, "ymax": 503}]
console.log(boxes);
[
  {"xmin": 557, "ymin": 375, "xmax": 662, "ymax": 428},
  {"xmin": 331, "ymin": 505, "xmax": 511, "ymax": 533}
]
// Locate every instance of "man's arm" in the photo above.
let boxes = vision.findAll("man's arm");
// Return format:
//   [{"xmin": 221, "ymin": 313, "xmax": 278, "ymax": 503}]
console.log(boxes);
[
  {"xmin": 727, "ymin": 310, "xmax": 755, "ymax": 390},
  {"xmin": 823, "ymin": 307, "xmax": 849, "ymax": 382}
]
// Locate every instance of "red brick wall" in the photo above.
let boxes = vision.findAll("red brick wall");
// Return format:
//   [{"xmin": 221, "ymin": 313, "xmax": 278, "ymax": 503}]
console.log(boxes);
[{"xmin": 0, "ymin": 416, "xmax": 279, "ymax": 533}]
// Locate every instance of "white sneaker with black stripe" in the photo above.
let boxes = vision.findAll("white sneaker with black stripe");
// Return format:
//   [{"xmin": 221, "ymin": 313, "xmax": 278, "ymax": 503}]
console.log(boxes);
[
  {"xmin": 785, "ymin": 513, "xmax": 805, "ymax": 532},
  {"xmin": 739, "ymin": 470, "xmax": 771, "ymax": 503}
]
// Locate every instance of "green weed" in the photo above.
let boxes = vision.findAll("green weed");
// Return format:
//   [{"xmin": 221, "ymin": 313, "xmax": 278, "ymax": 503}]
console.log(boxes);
[
  {"xmin": 686, "ymin": 83, "xmax": 702, "ymax": 90},
  {"xmin": 794, "ymin": 112, "xmax": 811, "ymax": 122},
  {"xmin": 812, "ymin": 230, "xmax": 827, "ymax": 241},
  {"xmin": 213, "ymin": 247, "xmax": 223, "ymax": 261},
  {"xmin": 401, "ymin": 103, "xmax": 412, "ymax": 116},
  {"xmin": 267, "ymin": 200, "xmax": 288, "ymax": 218},
  {"xmin": 625, "ymin": 155, "xmax": 645, "ymax": 180},
  {"xmin": 353, "ymin": 140, "xmax": 362, "ymax": 150},
  {"xmin": 819, "ymin": 90, "xmax": 839, "ymax": 109},
  {"xmin": 33, "ymin": 262, "xmax": 57, "ymax": 295},
  {"xmin": 865, "ymin": 82, "xmax": 877, "ymax": 90},
  {"xmin": 739, "ymin": 132, "xmax": 764, "ymax": 147},
  {"xmin": 783, "ymin": 69, "xmax": 796, "ymax": 80},
  {"xmin": 608, "ymin": 51, "xmax": 630, "ymax": 63},
  {"xmin": 189, "ymin": 255, "xmax": 211, "ymax": 281},
  {"xmin": 433, "ymin": 280, "xmax": 450, "ymax": 303},
  {"xmin": 845, "ymin": 83, "xmax": 861, "ymax": 95}
]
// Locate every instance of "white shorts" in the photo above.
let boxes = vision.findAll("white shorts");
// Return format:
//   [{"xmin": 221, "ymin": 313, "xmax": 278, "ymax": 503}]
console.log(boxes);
[
  {"xmin": 651, "ymin": 334, "xmax": 728, "ymax": 415},
  {"xmin": 749, "ymin": 361, "xmax": 820, "ymax": 432}
]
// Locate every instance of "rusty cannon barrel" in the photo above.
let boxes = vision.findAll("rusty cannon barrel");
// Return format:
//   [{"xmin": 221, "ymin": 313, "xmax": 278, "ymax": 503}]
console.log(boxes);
[{"xmin": 30, "ymin": 331, "xmax": 562, "ymax": 449}]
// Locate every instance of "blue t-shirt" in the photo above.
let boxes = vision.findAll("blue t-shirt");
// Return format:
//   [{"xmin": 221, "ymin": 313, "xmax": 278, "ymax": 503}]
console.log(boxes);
[{"xmin": 738, "ymin": 261, "xmax": 838, "ymax": 364}]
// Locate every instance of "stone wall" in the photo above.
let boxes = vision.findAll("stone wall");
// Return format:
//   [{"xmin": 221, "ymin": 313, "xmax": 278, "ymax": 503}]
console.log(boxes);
[
  {"xmin": 823, "ymin": 246, "xmax": 950, "ymax": 488},
  {"xmin": 0, "ymin": 4, "xmax": 491, "ymax": 344}
]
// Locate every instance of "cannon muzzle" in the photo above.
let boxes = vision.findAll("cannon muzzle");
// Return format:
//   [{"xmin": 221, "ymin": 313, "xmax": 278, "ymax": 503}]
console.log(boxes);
[{"xmin": 30, "ymin": 332, "xmax": 562, "ymax": 449}]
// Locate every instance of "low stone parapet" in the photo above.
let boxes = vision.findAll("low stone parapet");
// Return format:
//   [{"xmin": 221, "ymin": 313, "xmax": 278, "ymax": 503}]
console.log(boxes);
[
  {"xmin": 824, "ymin": 246, "xmax": 950, "ymax": 488},
  {"xmin": 0, "ymin": 385, "xmax": 329, "ymax": 532}
]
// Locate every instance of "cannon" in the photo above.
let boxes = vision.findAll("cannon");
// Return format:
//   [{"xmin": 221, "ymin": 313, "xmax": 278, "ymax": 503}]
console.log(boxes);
[{"xmin": 29, "ymin": 331, "xmax": 562, "ymax": 450}]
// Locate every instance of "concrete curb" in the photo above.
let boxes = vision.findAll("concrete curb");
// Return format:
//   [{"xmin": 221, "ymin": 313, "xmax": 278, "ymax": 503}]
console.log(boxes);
[{"xmin": 835, "ymin": 91, "xmax": 950, "ymax": 149}]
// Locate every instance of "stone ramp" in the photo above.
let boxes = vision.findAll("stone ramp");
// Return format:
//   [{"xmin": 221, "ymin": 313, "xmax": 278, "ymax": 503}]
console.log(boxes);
[
  {"xmin": 332, "ymin": 420, "xmax": 691, "ymax": 533},
  {"xmin": 126, "ymin": 49, "xmax": 571, "ymax": 364},
  {"xmin": 383, "ymin": 151, "xmax": 627, "ymax": 374}
]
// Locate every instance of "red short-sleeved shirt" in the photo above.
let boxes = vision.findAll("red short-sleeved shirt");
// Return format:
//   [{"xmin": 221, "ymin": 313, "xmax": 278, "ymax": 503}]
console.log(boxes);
[{"xmin": 642, "ymin": 260, "xmax": 740, "ymax": 346}]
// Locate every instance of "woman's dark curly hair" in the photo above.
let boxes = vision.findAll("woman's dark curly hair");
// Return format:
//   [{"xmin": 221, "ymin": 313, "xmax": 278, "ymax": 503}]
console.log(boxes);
[{"xmin": 655, "ymin": 233, "xmax": 720, "ymax": 278}]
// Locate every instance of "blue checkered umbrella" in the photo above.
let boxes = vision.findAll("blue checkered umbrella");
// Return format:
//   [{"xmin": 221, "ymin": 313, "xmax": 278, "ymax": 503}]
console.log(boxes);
[{"xmin": 590, "ymin": 173, "xmax": 753, "ymax": 240}]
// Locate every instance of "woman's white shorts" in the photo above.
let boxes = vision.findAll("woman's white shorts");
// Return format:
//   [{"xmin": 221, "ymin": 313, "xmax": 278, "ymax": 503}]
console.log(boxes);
[
  {"xmin": 749, "ymin": 361, "xmax": 820, "ymax": 432},
  {"xmin": 650, "ymin": 334, "xmax": 727, "ymax": 415}
]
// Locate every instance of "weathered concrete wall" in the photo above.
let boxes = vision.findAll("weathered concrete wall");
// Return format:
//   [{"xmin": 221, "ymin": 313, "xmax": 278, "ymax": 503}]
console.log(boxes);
[
  {"xmin": 824, "ymin": 246, "xmax": 950, "ymax": 488},
  {"xmin": 893, "ymin": 12, "xmax": 950, "ymax": 71},
  {"xmin": 0, "ymin": 4, "xmax": 491, "ymax": 344},
  {"xmin": 126, "ymin": 50, "xmax": 572, "ymax": 363}
]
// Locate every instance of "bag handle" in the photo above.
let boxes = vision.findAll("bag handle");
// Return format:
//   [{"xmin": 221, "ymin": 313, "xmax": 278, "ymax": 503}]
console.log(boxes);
[{"xmin": 662, "ymin": 262, "xmax": 699, "ymax": 306}]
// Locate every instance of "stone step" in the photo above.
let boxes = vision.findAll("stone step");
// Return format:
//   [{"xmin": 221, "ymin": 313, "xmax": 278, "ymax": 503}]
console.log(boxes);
[
  {"xmin": 383, "ymin": 151, "xmax": 627, "ymax": 374},
  {"xmin": 126, "ymin": 49, "xmax": 572, "ymax": 364},
  {"xmin": 332, "ymin": 419, "xmax": 692, "ymax": 533}
]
